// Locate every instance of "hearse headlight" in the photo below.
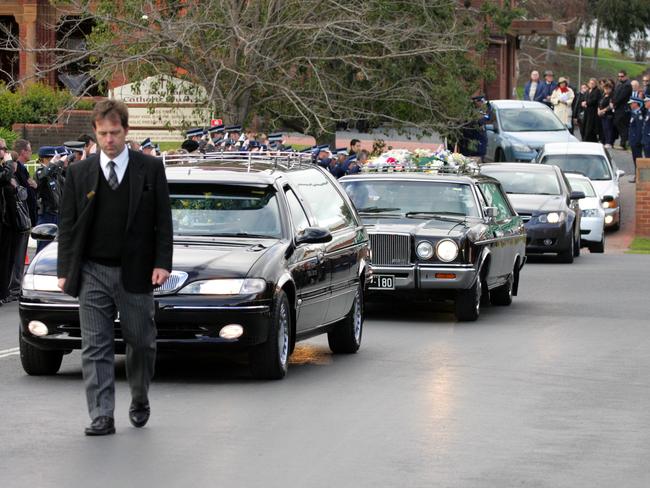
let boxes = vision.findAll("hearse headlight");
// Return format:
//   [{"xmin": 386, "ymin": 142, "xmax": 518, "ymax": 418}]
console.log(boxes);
[
  {"xmin": 416, "ymin": 241, "xmax": 434, "ymax": 260},
  {"xmin": 178, "ymin": 278, "xmax": 266, "ymax": 295},
  {"xmin": 22, "ymin": 274, "xmax": 61, "ymax": 292},
  {"xmin": 435, "ymin": 239, "xmax": 459, "ymax": 262}
]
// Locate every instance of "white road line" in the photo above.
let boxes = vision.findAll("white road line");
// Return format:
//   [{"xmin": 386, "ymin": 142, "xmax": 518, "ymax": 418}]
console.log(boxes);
[
  {"xmin": 0, "ymin": 351, "xmax": 19, "ymax": 359},
  {"xmin": 0, "ymin": 347, "xmax": 19, "ymax": 355}
]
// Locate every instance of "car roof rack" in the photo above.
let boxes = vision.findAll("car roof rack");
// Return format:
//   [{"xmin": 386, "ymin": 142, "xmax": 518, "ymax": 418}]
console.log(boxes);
[{"xmin": 162, "ymin": 151, "xmax": 314, "ymax": 172}]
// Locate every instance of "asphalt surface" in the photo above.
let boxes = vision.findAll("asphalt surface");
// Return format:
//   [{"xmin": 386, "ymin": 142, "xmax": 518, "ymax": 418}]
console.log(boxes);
[{"xmin": 1, "ymin": 144, "xmax": 645, "ymax": 487}]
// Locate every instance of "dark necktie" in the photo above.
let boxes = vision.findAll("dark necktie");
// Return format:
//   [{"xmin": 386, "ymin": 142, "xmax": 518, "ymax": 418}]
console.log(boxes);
[{"xmin": 107, "ymin": 161, "xmax": 119, "ymax": 190}]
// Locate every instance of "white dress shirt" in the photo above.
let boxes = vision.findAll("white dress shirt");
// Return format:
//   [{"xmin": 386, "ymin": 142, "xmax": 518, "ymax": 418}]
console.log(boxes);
[{"xmin": 99, "ymin": 146, "xmax": 129, "ymax": 185}]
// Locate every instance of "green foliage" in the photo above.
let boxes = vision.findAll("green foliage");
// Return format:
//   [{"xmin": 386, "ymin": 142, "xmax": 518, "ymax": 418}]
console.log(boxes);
[
  {"xmin": 0, "ymin": 83, "xmax": 73, "ymax": 130},
  {"xmin": 580, "ymin": 47, "xmax": 646, "ymax": 78},
  {"xmin": 73, "ymin": 98, "xmax": 96, "ymax": 111},
  {"xmin": 0, "ymin": 127, "xmax": 19, "ymax": 150},
  {"xmin": 594, "ymin": 0, "xmax": 650, "ymax": 52}
]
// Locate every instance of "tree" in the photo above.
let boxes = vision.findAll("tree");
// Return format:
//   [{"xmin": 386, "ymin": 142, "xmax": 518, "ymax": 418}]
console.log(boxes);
[
  {"xmin": 520, "ymin": 0, "xmax": 589, "ymax": 51},
  {"xmin": 7, "ymin": 0, "xmax": 516, "ymax": 142}
]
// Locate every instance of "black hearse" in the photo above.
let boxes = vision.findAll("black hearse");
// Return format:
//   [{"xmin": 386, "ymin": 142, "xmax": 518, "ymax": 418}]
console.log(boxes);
[{"xmin": 19, "ymin": 152, "xmax": 371, "ymax": 379}]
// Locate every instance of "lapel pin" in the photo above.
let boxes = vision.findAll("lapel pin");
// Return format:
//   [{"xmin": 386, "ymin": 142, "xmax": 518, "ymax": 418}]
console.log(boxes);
[{"xmin": 86, "ymin": 190, "xmax": 95, "ymax": 199}]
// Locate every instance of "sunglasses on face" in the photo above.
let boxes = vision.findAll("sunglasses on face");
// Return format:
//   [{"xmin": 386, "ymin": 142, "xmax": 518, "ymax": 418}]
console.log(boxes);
[{"xmin": 0, "ymin": 147, "xmax": 7, "ymax": 151}]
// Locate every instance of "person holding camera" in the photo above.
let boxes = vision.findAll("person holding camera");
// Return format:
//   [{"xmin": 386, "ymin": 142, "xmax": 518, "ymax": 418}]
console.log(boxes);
[{"xmin": 0, "ymin": 140, "xmax": 31, "ymax": 303}]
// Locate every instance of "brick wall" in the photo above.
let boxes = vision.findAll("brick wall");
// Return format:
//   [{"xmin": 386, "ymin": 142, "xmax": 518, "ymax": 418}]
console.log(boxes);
[
  {"xmin": 12, "ymin": 110, "xmax": 94, "ymax": 150},
  {"xmin": 636, "ymin": 158, "xmax": 650, "ymax": 237}
]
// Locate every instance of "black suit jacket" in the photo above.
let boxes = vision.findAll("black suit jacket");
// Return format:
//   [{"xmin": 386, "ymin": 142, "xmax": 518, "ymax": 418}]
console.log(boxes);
[{"xmin": 57, "ymin": 150, "xmax": 173, "ymax": 297}]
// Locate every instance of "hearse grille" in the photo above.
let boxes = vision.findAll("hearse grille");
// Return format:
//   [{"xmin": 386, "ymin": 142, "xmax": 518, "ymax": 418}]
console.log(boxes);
[
  {"xmin": 153, "ymin": 271, "xmax": 189, "ymax": 295},
  {"xmin": 369, "ymin": 233, "xmax": 411, "ymax": 266}
]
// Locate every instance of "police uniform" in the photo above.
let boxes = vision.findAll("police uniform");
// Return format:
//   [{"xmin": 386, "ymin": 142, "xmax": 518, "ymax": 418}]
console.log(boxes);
[
  {"xmin": 642, "ymin": 97, "xmax": 650, "ymax": 158},
  {"xmin": 628, "ymin": 97, "xmax": 644, "ymax": 164},
  {"xmin": 140, "ymin": 137, "xmax": 156, "ymax": 155},
  {"xmin": 207, "ymin": 125, "xmax": 225, "ymax": 151},
  {"xmin": 344, "ymin": 154, "xmax": 361, "ymax": 175},
  {"xmin": 182, "ymin": 128, "xmax": 204, "ymax": 152},
  {"xmin": 35, "ymin": 146, "xmax": 66, "ymax": 252}
]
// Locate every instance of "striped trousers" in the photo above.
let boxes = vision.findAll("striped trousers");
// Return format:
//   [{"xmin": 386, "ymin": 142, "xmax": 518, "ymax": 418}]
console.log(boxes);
[{"xmin": 78, "ymin": 261, "xmax": 156, "ymax": 419}]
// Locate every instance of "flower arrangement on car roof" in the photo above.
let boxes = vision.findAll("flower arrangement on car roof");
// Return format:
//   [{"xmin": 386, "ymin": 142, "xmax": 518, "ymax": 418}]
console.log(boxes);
[{"xmin": 363, "ymin": 148, "xmax": 478, "ymax": 174}]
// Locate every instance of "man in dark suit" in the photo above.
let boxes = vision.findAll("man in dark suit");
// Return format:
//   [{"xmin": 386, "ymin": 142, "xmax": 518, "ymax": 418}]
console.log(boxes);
[
  {"xmin": 613, "ymin": 70, "xmax": 632, "ymax": 150},
  {"xmin": 57, "ymin": 99, "xmax": 173, "ymax": 436}
]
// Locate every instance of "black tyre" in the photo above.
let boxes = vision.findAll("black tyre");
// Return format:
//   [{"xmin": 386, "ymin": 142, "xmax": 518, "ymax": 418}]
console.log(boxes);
[
  {"xmin": 455, "ymin": 276, "xmax": 482, "ymax": 322},
  {"xmin": 19, "ymin": 333, "xmax": 63, "ymax": 375},
  {"xmin": 328, "ymin": 284, "xmax": 363, "ymax": 354},
  {"xmin": 249, "ymin": 291, "xmax": 290, "ymax": 380},
  {"xmin": 573, "ymin": 234, "xmax": 581, "ymax": 257},
  {"xmin": 490, "ymin": 273, "xmax": 513, "ymax": 306},
  {"xmin": 558, "ymin": 233, "xmax": 575, "ymax": 263},
  {"xmin": 589, "ymin": 236, "xmax": 605, "ymax": 253}
]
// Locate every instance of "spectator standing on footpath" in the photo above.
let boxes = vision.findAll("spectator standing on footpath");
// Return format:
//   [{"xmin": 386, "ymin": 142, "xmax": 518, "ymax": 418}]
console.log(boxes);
[
  {"xmin": 613, "ymin": 70, "xmax": 632, "ymax": 149},
  {"xmin": 56, "ymin": 99, "xmax": 173, "ymax": 436},
  {"xmin": 598, "ymin": 81, "xmax": 615, "ymax": 148},
  {"xmin": 6, "ymin": 139, "xmax": 36, "ymax": 300},
  {"xmin": 523, "ymin": 70, "xmax": 544, "ymax": 103},
  {"xmin": 573, "ymin": 83, "xmax": 588, "ymax": 139},
  {"xmin": 643, "ymin": 74, "xmax": 650, "ymax": 98},
  {"xmin": 550, "ymin": 77, "xmax": 574, "ymax": 128},
  {"xmin": 628, "ymin": 96, "xmax": 644, "ymax": 182},
  {"xmin": 537, "ymin": 70, "xmax": 557, "ymax": 108},
  {"xmin": 581, "ymin": 78, "xmax": 601, "ymax": 143},
  {"xmin": 642, "ymin": 96, "xmax": 650, "ymax": 160},
  {"xmin": 0, "ymin": 141, "xmax": 17, "ymax": 305}
]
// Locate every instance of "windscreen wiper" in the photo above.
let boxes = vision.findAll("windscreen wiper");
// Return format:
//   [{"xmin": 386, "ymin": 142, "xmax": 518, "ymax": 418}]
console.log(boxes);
[
  {"xmin": 357, "ymin": 207, "xmax": 402, "ymax": 213},
  {"xmin": 404, "ymin": 212, "xmax": 467, "ymax": 221}
]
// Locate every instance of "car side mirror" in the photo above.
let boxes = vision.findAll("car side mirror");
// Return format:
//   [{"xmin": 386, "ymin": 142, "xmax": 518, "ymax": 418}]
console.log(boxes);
[
  {"xmin": 570, "ymin": 191, "xmax": 586, "ymax": 200},
  {"xmin": 602, "ymin": 195, "xmax": 614, "ymax": 203},
  {"xmin": 31, "ymin": 223, "xmax": 58, "ymax": 241},
  {"xmin": 483, "ymin": 207, "xmax": 498, "ymax": 220},
  {"xmin": 616, "ymin": 169, "xmax": 625, "ymax": 178},
  {"xmin": 295, "ymin": 227, "xmax": 332, "ymax": 245}
]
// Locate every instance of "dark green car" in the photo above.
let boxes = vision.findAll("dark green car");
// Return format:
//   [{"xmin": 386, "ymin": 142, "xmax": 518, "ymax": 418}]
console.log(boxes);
[{"xmin": 339, "ymin": 171, "xmax": 526, "ymax": 321}]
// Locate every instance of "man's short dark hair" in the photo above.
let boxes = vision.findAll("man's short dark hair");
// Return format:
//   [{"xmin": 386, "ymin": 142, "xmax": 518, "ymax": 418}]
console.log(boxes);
[
  {"xmin": 91, "ymin": 99, "xmax": 129, "ymax": 129},
  {"xmin": 350, "ymin": 139, "xmax": 361, "ymax": 147},
  {"xmin": 619, "ymin": 70, "xmax": 627, "ymax": 76},
  {"xmin": 13, "ymin": 139, "xmax": 30, "ymax": 153},
  {"xmin": 78, "ymin": 134, "xmax": 95, "ymax": 145}
]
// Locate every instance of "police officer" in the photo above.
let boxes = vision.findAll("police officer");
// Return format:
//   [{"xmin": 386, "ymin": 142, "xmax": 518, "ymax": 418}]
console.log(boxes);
[
  {"xmin": 316, "ymin": 145, "xmax": 332, "ymax": 169},
  {"xmin": 183, "ymin": 127, "xmax": 204, "ymax": 152},
  {"xmin": 628, "ymin": 96, "xmax": 644, "ymax": 182},
  {"xmin": 642, "ymin": 96, "xmax": 650, "ymax": 159},
  {"xmin": 34, "ymin": 146, "xmax": 68, "ymax": 252},
  {"xmin": 140, "ymin": 138, "xmax": 156, "ymax": 156},
  {"xmin": 460, "ymin": 95, "xmax": 490, "ymax": 162},
  {"xmin": 329, "ymin": 149, "xmax": 348, "ymax": 178}
]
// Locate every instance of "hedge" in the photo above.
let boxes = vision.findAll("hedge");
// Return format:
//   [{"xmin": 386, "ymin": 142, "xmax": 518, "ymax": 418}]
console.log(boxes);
[{"xmin": 0, "ymin": 83, "xmax": 72, "ymax": 130}]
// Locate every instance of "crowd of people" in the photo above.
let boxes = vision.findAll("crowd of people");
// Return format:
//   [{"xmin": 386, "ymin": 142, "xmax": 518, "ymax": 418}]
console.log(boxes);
[
  {"xmin": 177, "ymin": 124, "xmax": 367, "ymax": 178},
  {"xmin": 523, "ymin": 69, "xmax": 650, "ymax": 177}
]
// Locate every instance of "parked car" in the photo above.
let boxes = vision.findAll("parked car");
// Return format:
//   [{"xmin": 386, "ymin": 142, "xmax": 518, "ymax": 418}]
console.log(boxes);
[
  {"xmin": 480, "ymin": 163, "xmax": 584, "ymax": 263},
  {"xmin": 339, "ymin": 170, "xmax": 526, "ymax": 322},
  {"xmin": 534, "ymin": 142, "xmax": 623, "ymax": 230},
  {"xmin": 19, "ymin": 153, "xmax": 371, "ymax": 379},
  {"xmin": 484, "ymin": 100, "xmax": 578, "ymax": 162},
  {"xmin": 565, "ymin": 173, "xmax": 605, "ymax": 253}
]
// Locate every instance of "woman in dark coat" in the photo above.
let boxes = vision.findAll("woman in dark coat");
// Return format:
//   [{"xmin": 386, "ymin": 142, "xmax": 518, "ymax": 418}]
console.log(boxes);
[{"xmin": 581, "ymin": 78, "xmax": 601, "ymax": 142}]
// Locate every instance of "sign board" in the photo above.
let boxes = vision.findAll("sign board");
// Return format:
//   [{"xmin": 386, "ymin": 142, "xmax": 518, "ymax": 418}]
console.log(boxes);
[{"xmin": 110, "ymin": 75, "xmax": 210, "ymax": 142}]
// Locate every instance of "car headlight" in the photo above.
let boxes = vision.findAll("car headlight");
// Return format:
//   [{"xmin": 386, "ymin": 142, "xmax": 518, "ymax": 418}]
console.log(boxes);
[
  {"xmin": 537, "ymin": 212, "xmax": 565, "ymax": 224},
  {"xmin": 416, "ymin": 241, "xmax": 434, "ymax": 260},
  {"xmin": 512, "ymin": 143, "xmax": 532, "ymax": 153},
  {"xmin": 602, "ymin": 198, "xmax": 618, "ymax": 209},
  {"xmin": 178, "ymin": 278, "xmax": 266, "ymax": 295},
  {"xmin": 435, "ymin": 239, "xmax": 459, "ymax": 262},
  {"xmin": 582, "ymin": 208, "xmax": 601, "ymax": 218},
  {"xmin": 22, "ymin": 274, "xmax": 61, "ymax": 292}
]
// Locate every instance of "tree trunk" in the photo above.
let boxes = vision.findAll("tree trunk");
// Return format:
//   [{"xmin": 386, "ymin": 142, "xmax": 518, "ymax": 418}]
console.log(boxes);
[
  {"xmin": 315, "ymin": 131, "xmax": 335, "ymax": 148},
  {"xmin": 591, "ymin": 19, "xmax": 600, "ymax": 69},
  {"xmin": 566, "ymin": 32, "xmax": 578, "ymax": 51}
]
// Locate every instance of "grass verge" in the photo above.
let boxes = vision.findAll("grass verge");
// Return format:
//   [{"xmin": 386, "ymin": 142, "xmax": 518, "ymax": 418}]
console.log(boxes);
[{"xmin": 626, "ymin": 237, "xmax": 650, "ymax": 254}]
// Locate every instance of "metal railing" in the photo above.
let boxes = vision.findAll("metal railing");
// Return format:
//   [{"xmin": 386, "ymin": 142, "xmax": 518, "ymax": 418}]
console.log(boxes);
[{"xmin": 161, "ymin": 150, "xmax": 314, "ymax": 172}]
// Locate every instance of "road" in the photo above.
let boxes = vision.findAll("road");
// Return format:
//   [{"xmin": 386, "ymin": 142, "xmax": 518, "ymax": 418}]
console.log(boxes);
[
  {"xmin": 1, "ymin": 252, "xmax": 649, "ymax": 487},
  {"xmin": 1, "ymin": 145, "xmax": 645, "ymax": 487}
]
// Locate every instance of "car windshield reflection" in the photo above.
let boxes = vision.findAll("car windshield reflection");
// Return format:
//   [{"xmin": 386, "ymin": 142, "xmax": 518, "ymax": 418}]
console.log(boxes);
[
  {"xmin": 169, "ymin": 183, "xmax": 282, "ymax": 238},
  {"xmin": 499, "ymin": 108, "xmax": 566, "ymax": 132},
  {"xmin": 341, "ymin": 180, "xmax": 480, "ymax": 217},
  {"xmin": 480, "ymin": 170, "xmax": 561, "ymax": 196},
  {"xmin": 541, "ymin": 154, "xmax": 612, "ymax": 181}
]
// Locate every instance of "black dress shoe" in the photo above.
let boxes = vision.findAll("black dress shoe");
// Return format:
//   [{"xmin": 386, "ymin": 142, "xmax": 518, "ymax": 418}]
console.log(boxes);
[
  {"xmin": 84, "ymin": 416, "xmax": 115, "ymax": 436},
  {"xmin": 129, "ymin": 402, "xmax": 150, "ymax": 428}
]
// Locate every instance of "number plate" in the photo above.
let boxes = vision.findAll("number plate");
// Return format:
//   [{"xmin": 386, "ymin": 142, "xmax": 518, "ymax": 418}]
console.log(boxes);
[{"xmin": 369, "ymin": 275, "xmax": 395, "ymax": 290}]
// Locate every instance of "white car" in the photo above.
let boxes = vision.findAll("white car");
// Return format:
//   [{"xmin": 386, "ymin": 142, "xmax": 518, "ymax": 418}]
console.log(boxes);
[
  {"xmin": 566, "ymin": 173, "xmax": 605, "ymax": 253},
  {"xmin": 535, "ymin": 142, "xmax": 624, "ymax": 230}
]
